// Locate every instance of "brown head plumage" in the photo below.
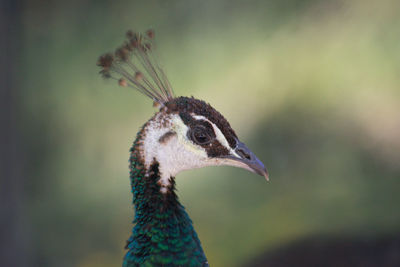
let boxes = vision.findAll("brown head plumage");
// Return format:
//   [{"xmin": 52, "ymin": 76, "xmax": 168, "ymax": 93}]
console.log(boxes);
[{"xmin": 97, "ymin": 29, "xmax": 268, "ymax": 182}]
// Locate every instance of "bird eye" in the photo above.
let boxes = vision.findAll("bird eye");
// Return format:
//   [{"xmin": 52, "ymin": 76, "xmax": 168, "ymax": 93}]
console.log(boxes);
[{"xmin": 190, "ymin": 126, "xmax": 212, "ymax": 145}]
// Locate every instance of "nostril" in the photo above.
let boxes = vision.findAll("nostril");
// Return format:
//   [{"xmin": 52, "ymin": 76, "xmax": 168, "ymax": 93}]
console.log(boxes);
[{"xmin": 237, "ymin": 149, "xmax": 251, "ymax": 160}]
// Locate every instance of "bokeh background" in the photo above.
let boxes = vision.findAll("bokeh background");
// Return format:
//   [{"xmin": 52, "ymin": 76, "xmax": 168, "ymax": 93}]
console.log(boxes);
[{"xmin": 2, "ymin": 0, "xmax": 400, "ymax": 266}]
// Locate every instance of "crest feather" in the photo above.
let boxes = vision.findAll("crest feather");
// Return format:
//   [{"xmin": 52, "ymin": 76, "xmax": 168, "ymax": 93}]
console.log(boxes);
[{"xmin": 97, "ymin": 29, "xmax": 175, "ymax": 105}]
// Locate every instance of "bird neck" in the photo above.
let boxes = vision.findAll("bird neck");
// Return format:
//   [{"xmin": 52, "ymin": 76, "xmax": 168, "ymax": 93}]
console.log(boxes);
[{"xmin": 123, "ymin": 128, "xmax": 208, "ymax": 267}]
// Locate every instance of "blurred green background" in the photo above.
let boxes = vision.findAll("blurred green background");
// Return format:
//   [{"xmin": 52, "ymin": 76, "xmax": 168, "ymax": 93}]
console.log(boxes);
[{"xmin": 4, "ymin": 0, "xmax": 400, "ymax": 266}]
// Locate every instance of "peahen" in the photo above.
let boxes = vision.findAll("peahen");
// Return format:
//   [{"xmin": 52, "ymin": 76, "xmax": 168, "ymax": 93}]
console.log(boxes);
[{"xmin": 97, "ymin": 30, "xmax": 268, "ymax": 267}]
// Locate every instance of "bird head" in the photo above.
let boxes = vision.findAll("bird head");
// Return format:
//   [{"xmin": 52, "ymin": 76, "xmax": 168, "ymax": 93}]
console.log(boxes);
[
  {"xmin": 97, "ymin": 30, "xmax": 268, "ymax": 192},
  {"xmin": 138, "ymin": 97, "xmax": 268, "ymax": 191}
]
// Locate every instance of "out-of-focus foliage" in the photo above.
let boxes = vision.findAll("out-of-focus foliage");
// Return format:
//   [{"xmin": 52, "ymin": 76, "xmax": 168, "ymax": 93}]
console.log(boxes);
[{"xmin": 19, "ymin": 0, "xmax": 400, "ymax": 266}]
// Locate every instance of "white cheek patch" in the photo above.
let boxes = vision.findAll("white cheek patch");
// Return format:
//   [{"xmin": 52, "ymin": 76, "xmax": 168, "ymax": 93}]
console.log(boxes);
[
  {"xmin": 142, "ymin": 113, "xmax": 242, "ymax": 193},
  {"xmin": 192, "ymin": 114, "xmax": 240, "ymax": 158},
  {"xmin": 142, "ymin": 113, "xmax": 209, "ymax": 192},
  {"xmin": 142, "ymin": 112, "xmax": 173, "ymax": 168}
]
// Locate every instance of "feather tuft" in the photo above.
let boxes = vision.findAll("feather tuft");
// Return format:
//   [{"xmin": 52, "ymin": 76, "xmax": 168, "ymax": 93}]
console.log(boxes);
[{"xmin": 97, "ymin": 29, "xmax": 175, "ymax": 105}]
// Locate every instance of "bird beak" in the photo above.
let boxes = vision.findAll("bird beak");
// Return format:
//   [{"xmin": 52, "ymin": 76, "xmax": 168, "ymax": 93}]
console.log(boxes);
[{"xmin": 221, "ymin": 140, "xmax": 269, "ymax": 181}]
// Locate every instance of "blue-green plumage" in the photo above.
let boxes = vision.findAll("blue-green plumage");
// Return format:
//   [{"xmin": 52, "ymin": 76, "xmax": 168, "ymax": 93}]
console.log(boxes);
[
  {"xmin": 97, "ymin": 30, "xmax": 268, "ymax": 267},
  {"xmin": 123, "ymin": 127, "xmax": 208, "ymax": 267}
]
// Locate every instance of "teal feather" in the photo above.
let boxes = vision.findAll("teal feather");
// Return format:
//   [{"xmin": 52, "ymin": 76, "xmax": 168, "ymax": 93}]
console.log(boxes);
[
  {"xmin": 123, "ymin": 127, "xmax": 208, "ymax": 267},
  {"xmin": 96, "ymin": 30, "xmax": 266, "ymax": 266}
]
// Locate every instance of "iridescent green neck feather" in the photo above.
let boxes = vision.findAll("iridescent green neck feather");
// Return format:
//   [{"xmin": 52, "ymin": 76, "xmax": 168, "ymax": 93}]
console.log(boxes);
[
  {"xmin": 123, "ymin": 127, "xmax": 208, "ymax": 267},
  {"xmin": 97, "ymin": 30, "xmax": 268, "ymax": 267}
]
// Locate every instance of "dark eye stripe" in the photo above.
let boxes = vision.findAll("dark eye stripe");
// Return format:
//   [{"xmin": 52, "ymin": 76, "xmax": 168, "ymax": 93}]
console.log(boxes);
[
  {"xmin": 187, "ymin": 120, "xmax": 216, "ymax": 146},
  {"xmin": 190, "ymin": 119, "xmax": 230, "ymax": 157},
  {"xmin": 179, "ymin": 112, "xmax": 217, "ymax": 139},
  {"xmin": 206, "ymin": 139, "xmax": 230, "ymax": 157},
  {"xmin": 169, "ymin": 97, "xmax": 238, "ymax": 148},
  {"xmin": 178, "ymin": 111, "xmax": 233, "ymax": 156},
  {"xmin": 193, "ymin": 120, "xmax": 216, "ymax": 139},
  {"xmin": 190, "ymin": 126, "xmax": 212, "ymax": 145}
]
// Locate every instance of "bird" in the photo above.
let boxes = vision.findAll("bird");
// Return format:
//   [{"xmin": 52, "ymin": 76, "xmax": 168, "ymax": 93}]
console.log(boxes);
[{"xmin": 97, "ymin": 29, "xmax": 269, "ymax": 267}]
